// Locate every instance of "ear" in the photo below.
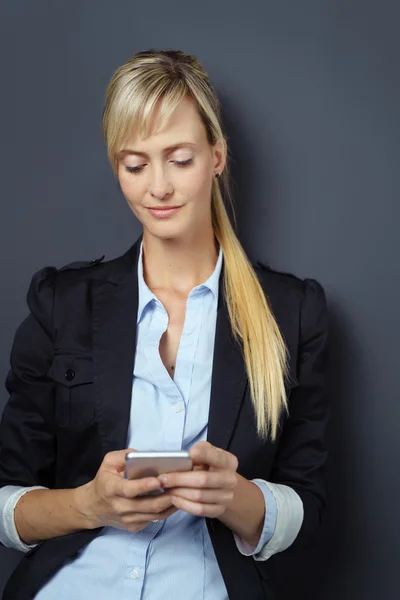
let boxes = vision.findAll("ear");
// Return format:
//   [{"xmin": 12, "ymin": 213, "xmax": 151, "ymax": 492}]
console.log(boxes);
[{"xmin": 212, "ymin": 138, "xmax": 227, "ymax": 174}]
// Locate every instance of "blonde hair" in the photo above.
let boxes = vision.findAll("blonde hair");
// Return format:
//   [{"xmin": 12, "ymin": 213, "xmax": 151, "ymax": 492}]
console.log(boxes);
[{"xmin": 102, "ymin": 50, "xmax": 289, "ymax": 440}]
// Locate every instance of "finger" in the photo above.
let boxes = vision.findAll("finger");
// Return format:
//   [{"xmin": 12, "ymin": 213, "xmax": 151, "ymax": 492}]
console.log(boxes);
[
  {"xmin": 170, "ymin": 495, "xmax": 225, "ymax": 518},
  {"xmin": 159, "ymin": 470, "xmax": 237, "ymax": 490},
  {"xmin": 155, "ymin": 506, "xmax": 179, "ymax": 520},
  {"xmin": 169, "ymin": 487, "xmax": 234, "ymax": 505},
  {"xmin": 120, "ymin": 505, "xmax": 178, "ymax": 524},
  {"xmin": 113, "ymin": 492, "xmax": 174, "ymax": 518},
  {"xmin": 134, "ymin": 493, "xmax": 176, "ymax": 514},
  {"xmin": 125, "ymin": 506, "xmax": 178, "ymax": 532},
  {"xmin": 193, "ymin": 464, "xmax": 209, "ymax": 472},
  {"xmin": 189, "ymin": 443, "xmax": 238, "ymax": 471},
  {"xmin": 113, "ymin": 494, "xmax": 171, "ymax": 516},
  {"xmin": 103, "ymin": 448, "xmax": 136, "ymax": 473},
  {"xmin": 115, "ymin": 476, "xmax": 163, "ymax": 499}
]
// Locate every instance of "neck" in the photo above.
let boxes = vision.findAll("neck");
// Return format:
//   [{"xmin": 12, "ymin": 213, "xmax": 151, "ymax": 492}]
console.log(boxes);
[{"xmin": 142, "ymin": 227, "xmax": 219, "ymax": 295}]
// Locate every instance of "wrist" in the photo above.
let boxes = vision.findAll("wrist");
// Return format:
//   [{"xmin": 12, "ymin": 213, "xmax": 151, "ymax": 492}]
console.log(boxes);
[
  {"xmin": 242, "ymin": 481, "xmax": 265, "ymax": 546},
  {"xmin": 73, "ymin": 482, "xmax": 98, "ymax": 530},
  {"xmin": 219, "ymin": 475, "xmax": 265, "ymax": 546}
]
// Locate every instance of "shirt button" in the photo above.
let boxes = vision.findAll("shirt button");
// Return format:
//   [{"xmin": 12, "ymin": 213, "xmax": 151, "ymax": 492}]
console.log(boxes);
[
  {"xmin": 130, "ymin": 567, "xmax": 140, "ymax": 580},
  {"xmin": 175, "ymin": 402, "xmax": 184, "ymax": 413}
]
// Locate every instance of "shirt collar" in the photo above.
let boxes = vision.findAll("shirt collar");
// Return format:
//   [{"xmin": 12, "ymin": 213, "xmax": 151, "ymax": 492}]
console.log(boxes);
[{"xmin": 137, "ymin": 241, "xmax": 223, "ymax": 324}]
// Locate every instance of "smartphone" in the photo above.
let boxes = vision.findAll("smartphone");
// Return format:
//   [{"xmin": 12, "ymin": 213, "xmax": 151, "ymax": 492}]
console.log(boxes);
[{"xmin": 125, "ymin": 451, "xmax": 193, "ymax": 495}]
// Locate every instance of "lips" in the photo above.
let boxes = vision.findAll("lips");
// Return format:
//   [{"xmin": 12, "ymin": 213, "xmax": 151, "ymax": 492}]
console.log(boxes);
[{"xmin": 147, "ymin": 206, "xmax": 182, "ymax": 219}]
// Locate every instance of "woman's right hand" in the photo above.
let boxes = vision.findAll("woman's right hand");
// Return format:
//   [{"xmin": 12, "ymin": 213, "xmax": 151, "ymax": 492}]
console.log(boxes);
[{"xmin": 77, "ymin": 449, "xmax": 178, "ymax": 533}]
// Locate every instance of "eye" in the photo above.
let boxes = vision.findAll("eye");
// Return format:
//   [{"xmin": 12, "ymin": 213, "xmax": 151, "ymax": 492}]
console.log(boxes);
[
  {"xmin": 124, "ymin": 158, "xmax": 194, "ymax": 175},
  {"xmin": 125, "ymin": 165, "xmax": 143, "ymax": 174},
  {"xmin": 174, "ymin": 158, "xmax": 194, "ymax": 167}
]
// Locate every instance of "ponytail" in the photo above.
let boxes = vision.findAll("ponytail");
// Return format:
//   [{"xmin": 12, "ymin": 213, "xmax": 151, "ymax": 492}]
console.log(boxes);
[{"xmin": 212, "ymin": 182, "xmax": 289, "ymax": 440}]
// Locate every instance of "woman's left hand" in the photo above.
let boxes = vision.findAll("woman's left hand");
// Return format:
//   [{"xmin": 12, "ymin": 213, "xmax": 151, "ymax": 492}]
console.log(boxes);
[{"xmin": 158, "ymin": 441, "xmax": 239, "ymax": 518}]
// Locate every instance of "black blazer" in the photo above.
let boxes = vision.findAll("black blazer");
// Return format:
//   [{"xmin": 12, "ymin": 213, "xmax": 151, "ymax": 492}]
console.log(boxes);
[{"xmin": 0, "ymin": 236, "xmax": 330, "ymax": 600}]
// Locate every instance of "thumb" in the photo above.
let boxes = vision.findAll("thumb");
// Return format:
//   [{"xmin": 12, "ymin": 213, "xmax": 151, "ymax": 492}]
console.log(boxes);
[{"xmin": 103, "ymin": 448, "xmax": 136, "ymax": 473}]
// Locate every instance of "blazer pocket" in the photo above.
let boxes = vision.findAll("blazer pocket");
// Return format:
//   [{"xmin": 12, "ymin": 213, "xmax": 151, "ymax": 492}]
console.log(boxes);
[{"xmin": 47, "ymin": 354, "xmax": 95, "ymax": 430}]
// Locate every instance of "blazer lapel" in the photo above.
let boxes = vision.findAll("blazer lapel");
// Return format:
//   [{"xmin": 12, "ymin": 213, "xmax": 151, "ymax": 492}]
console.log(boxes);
[
  {"xmin": 92, "ymin": 238, "xmax": 141, "ymax": 455},
  {"xmin": 91, "ymin": 238, "xmax": 248, "ymax": 455},
  {"xmin": 207, "ymin": 278, "xmax": 248, "ymax": 451}
]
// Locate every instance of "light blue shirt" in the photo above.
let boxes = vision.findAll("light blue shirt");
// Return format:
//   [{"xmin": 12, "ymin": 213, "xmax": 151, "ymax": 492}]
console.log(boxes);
[{"xmin": 34, "ymin": 242, "xmax": 277, "ymax": 600}]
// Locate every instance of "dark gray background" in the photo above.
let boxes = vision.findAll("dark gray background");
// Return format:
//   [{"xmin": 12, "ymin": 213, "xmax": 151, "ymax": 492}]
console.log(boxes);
[{"xmin": 0, "ymin": 1, "xmax": 398, "ymax": 599}]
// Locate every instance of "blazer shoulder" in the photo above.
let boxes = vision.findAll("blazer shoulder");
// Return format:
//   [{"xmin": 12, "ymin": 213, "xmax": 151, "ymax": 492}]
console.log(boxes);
[
  {"xmin": 253, "ymin": 259, "xmax": 305, "ymax": 295},
  {"xmin": 57, "ymin": 254, "xmax": 106, "ymax": 272},
  {"xmin": 253, "ymin": 259, "xmax": 327, "ymax": 313},
  {"xmin": 25, "ymin": 255, "xmax": 108, "ymax": 332},
  {"xmin": 54, "ymin": 241, "xmax": 138, "ymax": 286},
  {"xmin": 32, "ymin": 253, "xmax": 112, "ymax": 290}
]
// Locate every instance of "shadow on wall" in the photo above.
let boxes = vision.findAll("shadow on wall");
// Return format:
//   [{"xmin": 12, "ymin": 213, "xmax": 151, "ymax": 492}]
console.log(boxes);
[
  {"xmin": 219, "ymin": 93, "xmax": 357, "ymax": 598},
  {"xmin": 217, "ymin": 88, "xmax": 278, "ymax": 257},
  {"xmin": 269, "ymin": 300, "xmax": 365, "ymax": 600}
]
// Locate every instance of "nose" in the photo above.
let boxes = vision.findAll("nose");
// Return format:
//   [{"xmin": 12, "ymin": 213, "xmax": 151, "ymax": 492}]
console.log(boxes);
[{"xmin": 148, "ymin": 165, "xmax": 173, "ymax": 201}]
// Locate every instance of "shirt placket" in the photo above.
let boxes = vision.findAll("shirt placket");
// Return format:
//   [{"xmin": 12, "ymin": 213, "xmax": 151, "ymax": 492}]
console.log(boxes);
[
  {"xmin": 174, "ymin": 290, "xmax": 204, "ymax": 410},
  {"xmin": 143, "ymin": 300, "xmax": 185, "ymax": 450}
]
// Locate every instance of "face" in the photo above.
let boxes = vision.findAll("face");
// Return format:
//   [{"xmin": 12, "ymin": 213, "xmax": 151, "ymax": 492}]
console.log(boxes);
[{"xmin": 116, "ymin": 95, "xmax": 225, "ymax": 242}]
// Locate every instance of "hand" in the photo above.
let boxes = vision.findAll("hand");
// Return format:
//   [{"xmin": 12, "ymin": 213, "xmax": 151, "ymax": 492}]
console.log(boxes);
[
  {"xmin": 158, "ymin": 441, "xmax": 239, "ymax": 518},
  {"xmin": 77, "ymin": 449, "xmax": 178, "ymax": 533}
]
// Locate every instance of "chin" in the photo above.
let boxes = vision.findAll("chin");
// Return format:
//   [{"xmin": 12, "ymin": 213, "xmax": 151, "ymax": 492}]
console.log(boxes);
[{"xmin": 144, "ymin": 221, "xmax": 190, "ymax": 242}]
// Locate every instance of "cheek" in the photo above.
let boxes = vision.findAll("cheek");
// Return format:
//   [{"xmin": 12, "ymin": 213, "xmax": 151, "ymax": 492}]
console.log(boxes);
[
  {"xmin": 118, "ymin": 175, "xmax": 142, "ymax": 208},
  {"xmin": 192, "ymin": 160, "xmax": 211, "ymax": 187},
  {"xmin": 183, "ymin": 165, "xmax": 212, "ymax": 202}
]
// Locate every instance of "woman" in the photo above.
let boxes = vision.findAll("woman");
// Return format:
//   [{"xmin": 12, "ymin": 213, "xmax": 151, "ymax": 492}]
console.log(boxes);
[{"xmin": 0, "ymin": 50, "xmax": 329, "ymax": 600}]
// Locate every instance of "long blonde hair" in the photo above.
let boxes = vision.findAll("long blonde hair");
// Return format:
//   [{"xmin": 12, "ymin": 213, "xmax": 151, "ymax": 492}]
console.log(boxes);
[{"xmin": 102, "ymin": 50, "xmax": 289, "ymax": 441}]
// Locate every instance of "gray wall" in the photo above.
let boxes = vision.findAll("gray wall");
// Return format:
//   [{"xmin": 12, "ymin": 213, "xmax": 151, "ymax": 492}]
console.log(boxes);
[{"xmin": 0, "ymin": 1, "xmax": 398, "ymax": 598}]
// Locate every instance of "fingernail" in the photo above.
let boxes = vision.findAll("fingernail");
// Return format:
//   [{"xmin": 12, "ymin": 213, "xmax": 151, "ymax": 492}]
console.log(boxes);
[{"xmin": 159, "ymin": 476, "xmax": 168, "ymax": 485}]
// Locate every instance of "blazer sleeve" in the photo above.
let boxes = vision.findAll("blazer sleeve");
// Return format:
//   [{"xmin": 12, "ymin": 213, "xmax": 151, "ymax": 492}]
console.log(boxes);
[
  {"xmin": 0, "ymin": 267, "xmax": 58, "ymax": 490},
  {"xmin": 270, "ymin": 277, "xmax": 330, "ymax": 549}
]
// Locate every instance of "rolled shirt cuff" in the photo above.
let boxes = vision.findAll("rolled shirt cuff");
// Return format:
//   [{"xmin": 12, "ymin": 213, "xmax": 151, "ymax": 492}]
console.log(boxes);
[{"xmin": 0, "ymin": 485, "xmax": 48, "ymax": 552}]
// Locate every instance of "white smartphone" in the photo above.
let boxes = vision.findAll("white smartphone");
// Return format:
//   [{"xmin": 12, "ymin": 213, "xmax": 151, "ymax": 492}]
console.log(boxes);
[{"xmin": 125, "ymin": 451, "xmax": 193, "ymax": 495}]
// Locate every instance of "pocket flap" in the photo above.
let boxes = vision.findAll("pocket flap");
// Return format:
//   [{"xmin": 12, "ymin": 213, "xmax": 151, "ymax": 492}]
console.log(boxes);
[{"xmin": 47, "ymin": 355, "xmax": 93, "ymax": 387}]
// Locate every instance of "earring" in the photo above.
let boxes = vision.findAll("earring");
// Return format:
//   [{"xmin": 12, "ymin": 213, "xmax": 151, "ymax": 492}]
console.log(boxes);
[{"xmin": 215, "ymin": 173, "xmax": 220, "ymax": 179}]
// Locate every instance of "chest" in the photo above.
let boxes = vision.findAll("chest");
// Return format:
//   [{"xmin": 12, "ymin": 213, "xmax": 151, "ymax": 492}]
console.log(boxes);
[
  {"xmin": 129, "ymin": 288, "xmax": 220, "ymax": 452},
  {"xmin": 133, "ymin": 285, "xmax": 219, "ymax": 404},
  {"xmin": 155, "ymin": 291, "xmax": 187, "ymax": 378},
  {"xmin": 48, "ymin": 271, "xmax": 291, "ymax": 485}
]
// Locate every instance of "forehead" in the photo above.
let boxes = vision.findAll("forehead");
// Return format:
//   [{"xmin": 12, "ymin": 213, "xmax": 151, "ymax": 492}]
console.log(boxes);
[{"xmin": 123, "ymin": 95, "xmax": 207, "ymax": 152}]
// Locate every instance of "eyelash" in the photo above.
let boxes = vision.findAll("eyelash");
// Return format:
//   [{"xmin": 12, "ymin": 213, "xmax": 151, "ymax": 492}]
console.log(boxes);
[{"xmin": 125, "ymin": 158, "xmax": 194, "ymax": 174}]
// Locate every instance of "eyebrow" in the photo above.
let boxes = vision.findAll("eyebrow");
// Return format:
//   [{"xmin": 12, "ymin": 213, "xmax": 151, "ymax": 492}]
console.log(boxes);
[{"xmin": 117, "ymin": 142, "xmax": 197, "ymax": 159}]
